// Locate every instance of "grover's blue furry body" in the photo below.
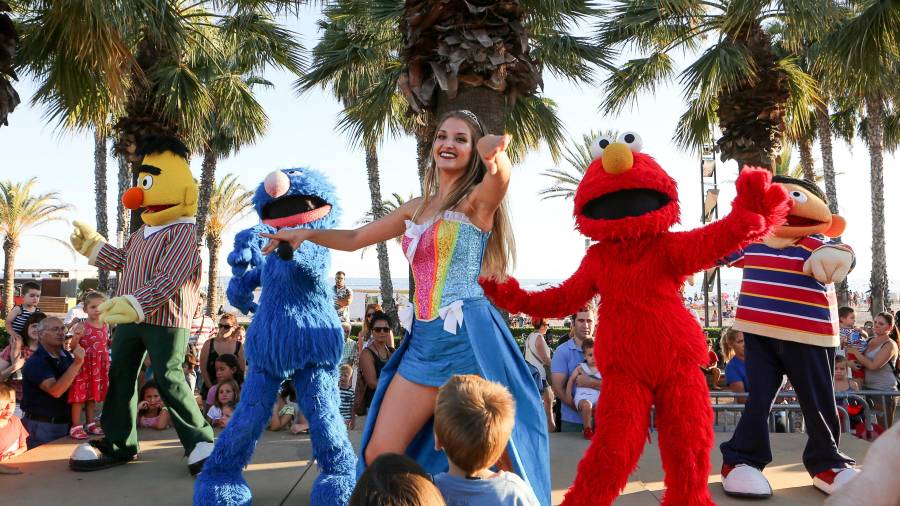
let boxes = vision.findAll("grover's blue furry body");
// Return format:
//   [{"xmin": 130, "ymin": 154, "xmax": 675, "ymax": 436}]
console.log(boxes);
[{"xmin": 194, "ymin": 168, "xmax": 356, "ymax": 505}]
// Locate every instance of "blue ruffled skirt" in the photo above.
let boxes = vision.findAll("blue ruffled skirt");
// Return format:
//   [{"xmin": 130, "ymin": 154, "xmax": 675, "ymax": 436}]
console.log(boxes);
[{"xmin": 357, "ymin": 297, "xmax": 551, "ymax": 505}]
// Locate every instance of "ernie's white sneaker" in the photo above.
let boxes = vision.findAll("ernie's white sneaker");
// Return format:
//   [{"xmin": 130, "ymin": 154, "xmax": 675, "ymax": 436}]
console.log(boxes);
[
  {"xmin": 721, "ymin": 463, "xmax": 773, "ymax": 498},
  {"xmin": 188, "ymin": 441, "xmax": 215, "ymax": 477},
  {"xmin": 813, "ymin": 467, "xmax": 860, "ymax": 495}
]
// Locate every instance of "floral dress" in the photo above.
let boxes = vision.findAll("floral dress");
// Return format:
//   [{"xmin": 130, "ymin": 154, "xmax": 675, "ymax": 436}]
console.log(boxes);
[{"xmin": 68, "ymin": 323, "xmax": 110, "ymax": 403}]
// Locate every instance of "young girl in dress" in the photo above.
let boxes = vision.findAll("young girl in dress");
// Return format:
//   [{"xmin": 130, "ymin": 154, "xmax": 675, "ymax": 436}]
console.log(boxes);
[
  {"xmin": 138, "ymin": 381, "xmax": 170, "ymax": 430},
  {"xmin": 205, "ymin": 354, "xmax": 243, "ymax": 409},
  {"xmin": 567, "ymin": 338, "xmax": 602, "ymax": 440},
  {"xmin": 268, "ymin": 380, "xmax": 297, "ymax": 431},
  {"xmin": 208, "ymin": 379, "xmax": 240, "ymax": 428},
  {"xmin": 68, "ymin": 292, "xmax": 110, "ymax": 439},
  {"xmin": 261, "ymin": 110, "xmax": 550, "ymax": 504}
]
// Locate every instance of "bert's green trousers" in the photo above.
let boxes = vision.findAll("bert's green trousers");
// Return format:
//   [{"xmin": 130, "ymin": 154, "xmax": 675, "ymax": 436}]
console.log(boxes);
[{"xmin": 98, "ymin": 323, "xmax": 213, "ymax": 459}]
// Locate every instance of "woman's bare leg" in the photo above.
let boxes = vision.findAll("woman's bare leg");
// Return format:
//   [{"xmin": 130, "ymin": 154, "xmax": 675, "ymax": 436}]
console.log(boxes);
[
  {"xmin": 543, "ymin": 388, "xmax": 556, "ymax": 432},
  {"xmin": 364, "ymin": 374, "xmax": 438, "ymax": 465}
]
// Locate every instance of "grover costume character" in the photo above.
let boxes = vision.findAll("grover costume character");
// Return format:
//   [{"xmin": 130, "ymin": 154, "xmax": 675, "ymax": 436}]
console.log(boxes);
[
  {"xmin": 68, "ymin": 136, "xmax": 214, "ymax": 473},
  {"xmin": 194, "ymin": 169, "xmax": 355, "ymax": 505},
  {"xmin": 719, "ymin": 176, "xmax": 858, "ymax": 498},
  {"xmin": 481, "ymin": 132, "xmax": 791, "ymax": 506}
]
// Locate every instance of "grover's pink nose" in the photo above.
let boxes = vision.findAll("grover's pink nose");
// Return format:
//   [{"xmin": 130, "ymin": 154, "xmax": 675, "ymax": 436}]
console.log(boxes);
[{"xmin": 264, "ymin": 171, "xmax": 290, "ymax": 198}]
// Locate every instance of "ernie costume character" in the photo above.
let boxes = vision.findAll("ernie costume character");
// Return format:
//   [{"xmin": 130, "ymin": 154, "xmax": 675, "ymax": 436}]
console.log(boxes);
[
  {"xmin": 67, "ymin": 136, "xmax": 214, "ymax": 474},
  {"xmin": 481, "ymin": 132, "xmax": 791, "ymax": 506},
  {"xmin": 719, "ymin": 175, "xmax": 858, "ymax": 498}
]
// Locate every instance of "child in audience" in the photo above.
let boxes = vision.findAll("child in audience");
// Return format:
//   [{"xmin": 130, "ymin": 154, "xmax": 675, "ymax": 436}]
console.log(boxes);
[
  {"xmin": 833, "ymin": 355, "xmax": 865, "ymax": 435},
  {"xmin": 349, "ymin": 453, "xmax": 445, "ymax": 506},
  {"xmin": 338, "ymin": 364, "xmax": 355, "ymax": 430},
  {"xmin": 205, "ymin": 353, "xmax": 243, "ymax": 408},
  {"xmin": 0, "ymin": 383, "xmax": 27, "ymax": 474},
  {"xmin": 567, "ymin": 338, "xmax": 601, "ymax": 440},
  {"xmin": 137, "ymin": 381, "xmax": 170, "ymax": 430},
  {"xmin": 5, "ymin": 281, "xmax": 41, "ymax": 360},
  {"xmin": 67, "ymin": 291, "xmax": 110, "ymax": 439},
  {"xmin": 218, "ymin": 403, "xmax": 235, "ymax": 428},
  {"xmin": 0, "ymin": 311, "xmax": 45, "ymax": 410},
  {"xmin": 433, "ymin": 375, "xmax": 540, "ymax": 505},
  {"xmin": 208, "ymin": 379, "xmax": 240, "ymax": 428},
  {"xmin": 269, "ymin": 381, "xmax": 297, "ymax": 431}
]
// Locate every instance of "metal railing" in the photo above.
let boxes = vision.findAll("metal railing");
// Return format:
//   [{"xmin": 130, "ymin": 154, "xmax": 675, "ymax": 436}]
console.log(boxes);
[{"xmin": 706, "ymin": 390, "xmax": 899, "ymax": 433}]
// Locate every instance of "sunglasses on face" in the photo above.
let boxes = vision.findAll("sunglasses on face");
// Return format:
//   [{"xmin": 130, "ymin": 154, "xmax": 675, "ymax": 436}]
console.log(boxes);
[
  {"xmin": 366, "ymin": 313, "xmax": 374, "ymax": 318},
  {"xmin": 219, "ymin": 324, "xmax": 233, "ymax": 330},
  {"xmin": 372, "ymin": 326, "xmax": 390, "ymax": 333}
]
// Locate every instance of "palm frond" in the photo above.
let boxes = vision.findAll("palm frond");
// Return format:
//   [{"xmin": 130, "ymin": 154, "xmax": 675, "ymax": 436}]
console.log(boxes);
[
  {"xmin": 506, "ymin": 95, "xmax": 565, "ymax": 165},
  {"xmin": 538, "ymin": 129, "xmax": 617, "ymax": 200},
  {"xmin": 673, "ymin": 94, "xmax": 718, "ymax": 152},
  {"xmin": 599, "ymin": 52, "xmax": 675, "ymax": 114},
  {"xmin": 206, "ymin": 173, "xmax": 253, "ymax": 237},
  {"xmin": 0, "ymin": 178, "xmax": 72, "ymax": 241}
]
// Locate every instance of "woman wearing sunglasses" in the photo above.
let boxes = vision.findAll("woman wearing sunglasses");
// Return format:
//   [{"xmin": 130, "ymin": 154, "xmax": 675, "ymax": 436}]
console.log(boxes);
[
  {"xmin": 358, "ymin": 303, "xmax": 384, "ymax": 355},
  {"xmin": 199, "ymin": 313, "xmax": 247, "ymax": 398},
  {"xmin": 358, "ymin": 312, "xmax": 395, "ymax": 413}
]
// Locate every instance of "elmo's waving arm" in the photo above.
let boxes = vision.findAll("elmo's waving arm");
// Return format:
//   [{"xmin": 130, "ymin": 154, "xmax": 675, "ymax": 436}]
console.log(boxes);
[
  {"xmin": 664, "ymin": 168, "xmax": 791, "ymax": 275},
  {"xmin": 481, "ymin": 245, "xmax": 599, "ymax": 318}
]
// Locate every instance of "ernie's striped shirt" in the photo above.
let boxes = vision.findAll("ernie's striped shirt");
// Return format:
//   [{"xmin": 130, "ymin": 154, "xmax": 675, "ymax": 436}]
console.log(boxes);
[
  {"xmin": 722, "ymin": 235, "xmax": 853, "ymax": 347},
  {"xmin": 90, "ymin": 220, "xmax": 201, "ymax": 330}
]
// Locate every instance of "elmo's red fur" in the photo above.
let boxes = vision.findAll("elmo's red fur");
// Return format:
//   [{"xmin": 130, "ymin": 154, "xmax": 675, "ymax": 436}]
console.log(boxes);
[{"xmin": 481, "ymin": 146, "xmax": 791, "ymax": 505}]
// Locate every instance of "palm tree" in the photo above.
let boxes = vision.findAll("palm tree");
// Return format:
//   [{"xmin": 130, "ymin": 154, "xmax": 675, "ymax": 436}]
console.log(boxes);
[
  {"xmin": 595, "ymin": 0, "xmax": 843, "ymax": 172},
  {"xmin": 819, "ymin": 0, "xmax": 900, "ymax": 315},
  {"xmin": 205, "ymin": 173, "xmax": 253, "ymax": 316},
  {"xmin": 93, "ymin": 128, "xmax": 110, "ymax": 292},
  {"xmin": 0, "ymin": 178, "xmax": 71, "ymax": 317},
  {"xmin": 539, "ymin": 130, "xmax": 618, "ymax": 201},
  {"xmin": 0, "ymin": 1, "xmax": 19, "ymax": 127}
]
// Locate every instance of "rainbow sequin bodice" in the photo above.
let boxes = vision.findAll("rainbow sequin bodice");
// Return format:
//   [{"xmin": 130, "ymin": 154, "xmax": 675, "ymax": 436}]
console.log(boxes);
[{"xmin": 402, "ymin": 211, "xmax": 490, "ymax": 321}]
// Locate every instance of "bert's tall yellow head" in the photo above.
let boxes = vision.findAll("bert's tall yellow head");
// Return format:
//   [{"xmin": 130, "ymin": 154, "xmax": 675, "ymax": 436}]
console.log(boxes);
[{"xmin": 122, "ymin": 136, "xmax": 198, "ymax": 226}]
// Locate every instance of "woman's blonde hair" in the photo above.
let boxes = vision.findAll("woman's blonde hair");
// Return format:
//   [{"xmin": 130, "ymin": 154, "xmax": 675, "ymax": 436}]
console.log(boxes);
[
  {"xmin": 720, "ymin": 327, "xmax": 742, "ymax": 362},
  {"xmin": 416, "ymin": 110, "xmax": 515, "ymax": 280}
]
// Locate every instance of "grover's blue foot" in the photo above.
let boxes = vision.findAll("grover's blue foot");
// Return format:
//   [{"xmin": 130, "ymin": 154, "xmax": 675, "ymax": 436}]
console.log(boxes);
[
  {"xmin": 194, "ymin": 470, "xmax": 252, "ymax": 506},
  {"xmin": 311, "ymin": 472, "xmax": 356, "ymax": 505}
]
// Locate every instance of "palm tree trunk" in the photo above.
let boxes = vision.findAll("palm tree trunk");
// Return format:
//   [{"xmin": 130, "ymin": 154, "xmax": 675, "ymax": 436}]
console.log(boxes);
[
  {"xmin": 196, "ymin": 148, "xmax": 217, "ymax": 242},
  {"xmin": 798, "ymin": 135, "xmax": 815, "ymax": 181},
  {"xmin": 94, "ymin": 129, "xmax": 110, "ymax": 292},
  {"xmin": 816, "ymin": 102, "xmax": 849, "ymax": 305},
  {"xmin": 415, "ymin": 115, "xmax": 435, "ymax": 191},
  {"xmin": 865, "ymin": 95, "xmax": 887, "ymax": 316},
  {"xmin": 2, "ymin": 238, "xmax": 16, "ymax": 318},
  {"xmin": 435, "ymin": 87, "xmax": 506, "ymax": 134},
  {"xmin": 206, "ymin": 234, "xmax": 221, "ymax": 317},
  {"xmin": 116, "ymin": 155, "xmax": 130, "ymax": 247},
  {"xmin": 365, "ymin": 143, "xmax": 397, "ymax": 322}
]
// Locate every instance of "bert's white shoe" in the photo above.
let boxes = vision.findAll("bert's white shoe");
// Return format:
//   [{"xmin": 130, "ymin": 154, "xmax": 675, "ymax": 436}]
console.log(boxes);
[
  {"xmin": 813, "ymin": 467, "xmax": 860, "ymax": 495},
  {"xmin": 721, "ymin": 463, "xmax": 773, "ymax": 498}
]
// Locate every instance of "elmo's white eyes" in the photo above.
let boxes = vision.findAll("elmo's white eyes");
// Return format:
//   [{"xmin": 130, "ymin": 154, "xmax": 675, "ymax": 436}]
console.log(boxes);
[
  {"xmin": 590, "ymin": 136, "xmax": 613, "ymax": 159},
  {"xmin": 617, "ymin": 131, "xmax": 643, "ymax": 152}
]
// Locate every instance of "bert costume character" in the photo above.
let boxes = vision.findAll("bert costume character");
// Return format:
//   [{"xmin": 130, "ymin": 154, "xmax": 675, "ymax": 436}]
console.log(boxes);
[
  {"xmin": 482, "ymin": 132, "xmax": 791, "ymax": 505},
  {"xmin": 68, "ymin": 136, "xmax": 214, "ymax": 474},
  {"xmin": 720, "ymin": 175, "xmax": 858, "ymax": 497}
]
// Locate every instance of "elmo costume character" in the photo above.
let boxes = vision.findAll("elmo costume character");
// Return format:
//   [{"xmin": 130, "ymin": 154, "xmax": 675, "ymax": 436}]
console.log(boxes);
[
  {"xmin": 481, "ymin": 132, "xmax": 791, "ymax": 505},
  {"xmin": 719, "ymin": 175, "xmax": 858, "ymax": 498}
]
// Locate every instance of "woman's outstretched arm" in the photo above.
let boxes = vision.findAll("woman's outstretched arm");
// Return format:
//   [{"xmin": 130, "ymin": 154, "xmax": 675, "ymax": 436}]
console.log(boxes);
[{"xmin": 260, "ymin": 197, "xmax": 422, "ymax": 254}]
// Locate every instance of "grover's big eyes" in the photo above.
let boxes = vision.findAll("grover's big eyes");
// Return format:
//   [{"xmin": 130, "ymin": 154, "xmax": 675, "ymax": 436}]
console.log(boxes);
[
  {"xmin": 590, "ymin": 136, "xmax": 613, "ymax": 159},
  {"xmin": 789, "ymin": 190, "xmax": 808, "ymax": 204},
  {"xmin": 140, "ymin": 175, "xmax": 154, "ymax": 190},
  {"xmin": 286, "ymin": 169, "xmax": 302, "ymax": 176},
  {"xmin": 617, "ymin": 131, "xmax": 643, "ymax": 152}
]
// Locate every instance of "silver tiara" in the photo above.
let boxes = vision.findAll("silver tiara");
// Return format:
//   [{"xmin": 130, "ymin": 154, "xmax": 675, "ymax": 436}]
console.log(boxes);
[{"xmin": 455, "ymin": 109, "xmax": 485, "ymax": 133}]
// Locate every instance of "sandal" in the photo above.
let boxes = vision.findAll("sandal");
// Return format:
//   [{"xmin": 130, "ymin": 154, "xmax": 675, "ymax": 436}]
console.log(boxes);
[
  {"xmin": 69, "ymin": 425, "xmax": 89, "ymax": 440},
  {"xmin": 86, "ymin": 422, "xmax": 104, "ymax": 436}
]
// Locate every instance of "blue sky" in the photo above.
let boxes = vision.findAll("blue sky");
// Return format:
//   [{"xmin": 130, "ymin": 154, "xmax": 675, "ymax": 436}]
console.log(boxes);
[{"xmin": 0, "ymin": 7, "xmax": 896, "ymax": 293}]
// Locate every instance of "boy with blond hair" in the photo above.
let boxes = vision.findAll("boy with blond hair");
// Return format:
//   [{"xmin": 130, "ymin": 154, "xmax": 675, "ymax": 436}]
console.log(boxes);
[{"xmin": 433, "ymin": 375, "xmax": 539, "ymax": 506}]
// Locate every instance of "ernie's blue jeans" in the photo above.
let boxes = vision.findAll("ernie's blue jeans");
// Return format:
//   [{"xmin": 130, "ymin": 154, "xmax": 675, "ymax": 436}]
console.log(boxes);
[{"xmin": 720, "ymin": 332, "xmax": 855, "ymax": 476}]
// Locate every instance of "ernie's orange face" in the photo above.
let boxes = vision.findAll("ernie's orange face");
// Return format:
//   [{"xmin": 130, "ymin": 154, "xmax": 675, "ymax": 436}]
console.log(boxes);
[{"xmin": 774, "ymin": 183, "xmax": 845, "ymax": 239}]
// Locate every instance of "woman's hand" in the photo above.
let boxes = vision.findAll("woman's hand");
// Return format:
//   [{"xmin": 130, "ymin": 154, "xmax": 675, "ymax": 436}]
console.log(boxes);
[
  {"xmin": 259, "ymin": 228, "xmax": 313, "ymax": 255},
  {"xmin": 137, "ymin": 401, "xmax": 149, "ymax": 410},
  {"xmin": 477, "ymin": 134, "xmax": 511, "ymax": 175}
]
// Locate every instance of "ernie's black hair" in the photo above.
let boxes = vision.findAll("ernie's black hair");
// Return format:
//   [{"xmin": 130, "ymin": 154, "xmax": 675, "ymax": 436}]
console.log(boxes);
[
  {"xmin": 137, "ymin": 135, "xmax": 189, "ymax": 159},
  {"xmin": 772, "ymin": 175, "xmax": 828, "ymax": 205}
]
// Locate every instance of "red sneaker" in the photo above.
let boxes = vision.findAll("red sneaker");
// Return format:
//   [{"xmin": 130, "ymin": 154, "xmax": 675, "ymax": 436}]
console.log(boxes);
[
  {"xmin": 813, "ymin": 468, "xmax": 859, "ymax": 495},
  {"xmin": 69, "ymin": 425, "xmax": 88, "ymax": 440},
  {"xmin": 583, "ymin": 427, "xmax": 594, "ymax": 440}
]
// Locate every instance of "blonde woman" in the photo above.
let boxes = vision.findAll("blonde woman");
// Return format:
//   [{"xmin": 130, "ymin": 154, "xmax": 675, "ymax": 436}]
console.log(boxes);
[
  {"xmin": 262, "ymin": 110, "xmax": 549, "ymax": 504},
  {"xmin": 720, "ymin": 328, "xmax": 748, "ymax": 403}
]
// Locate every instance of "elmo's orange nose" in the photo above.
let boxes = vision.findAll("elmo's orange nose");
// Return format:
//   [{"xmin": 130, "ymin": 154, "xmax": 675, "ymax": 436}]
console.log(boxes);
[
  {"xmin": 122, "ymin": 187, "xmax": 144, "ymax": 210},
  {"xmin": 602, "ymin": 143, "xmax": 634, "ymax": 174}
]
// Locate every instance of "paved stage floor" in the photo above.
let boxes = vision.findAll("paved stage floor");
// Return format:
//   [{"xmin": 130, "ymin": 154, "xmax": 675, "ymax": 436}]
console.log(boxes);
[{"xmin": 7, "ymin": 423, "xmax": 870, "ymax": 505}]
